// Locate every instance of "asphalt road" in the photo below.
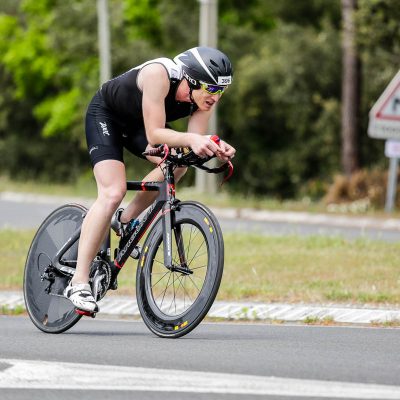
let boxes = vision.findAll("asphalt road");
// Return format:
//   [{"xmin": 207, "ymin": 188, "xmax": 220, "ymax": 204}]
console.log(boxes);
[{"xmin": 2, "ymin": 316, "xmax": 400, "ymax": 399}]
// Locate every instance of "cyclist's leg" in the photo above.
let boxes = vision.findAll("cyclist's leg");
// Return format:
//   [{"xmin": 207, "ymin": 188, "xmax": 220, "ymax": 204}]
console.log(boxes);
[
  {"xmin": 72, "ymin": 159, "xmax": 126, "ymax": 285},
  {"xmin": 66, "ymin": 92, "xmax": 126, "ymax": 311}
]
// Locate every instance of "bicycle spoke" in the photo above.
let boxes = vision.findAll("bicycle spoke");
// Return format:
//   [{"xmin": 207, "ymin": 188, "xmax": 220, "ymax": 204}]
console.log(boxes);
[
  {"xmin": 159, "ymin": 273, "xmax": 172, "ymax": 309},
  {"xmin": 177, "ymin": 274, "xmax": 193, "ymax": 304},
  {"xmin": 187, "ymin": 242, "xmax": 207, "ymax": 267},
  {"xmin": 151, "ymin": 270, "xmax": 170, "ymax": 288},
  {"xmin": 170, "ymin": 273, "xmax": 178, "ymax": 315},
  {"xmin": 146, "ymin": 217, "xmax": 215, "ymax": 318},
  {"xmin": 187, "ymin": 274, "xmax": 201, "ymax": 293},
  {"xmin": 190, "ymin": 265, "xmax": 207, "ymax": 271},
  {"xmin": 177, "ymin": 275, "xmax": 193, "ymax": 308}
]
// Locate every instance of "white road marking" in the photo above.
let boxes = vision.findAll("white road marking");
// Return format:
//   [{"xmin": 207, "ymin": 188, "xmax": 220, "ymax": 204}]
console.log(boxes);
[{"xmin": 0, "ymin": 358, "xmax": 400, "ymax": 398}]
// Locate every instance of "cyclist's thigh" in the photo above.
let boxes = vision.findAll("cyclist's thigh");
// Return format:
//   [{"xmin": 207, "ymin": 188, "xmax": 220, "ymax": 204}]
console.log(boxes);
[
  {"xmin": 122, "ymin": 125, "xmax": 148, "ymax": 160},
  {"xmin": 122, "ymin": 123, "xmax": 181, "ymax": 163},
  {"xmin": 93, "ymin": 159, "xmax": 126, "ymax": 197},
  {"xmin": 85, "ymin": 91, "xmax": 124, "ymax": 167}
]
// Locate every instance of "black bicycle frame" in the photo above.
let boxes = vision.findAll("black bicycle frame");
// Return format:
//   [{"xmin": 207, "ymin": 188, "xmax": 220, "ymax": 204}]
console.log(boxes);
[
  {"xmin": 115, "ymin": 162, "xmax": 177, "ymax": 270},
  {"xmin": 51, "ymin": 162, "xmax": 178, "ymax": 276}
]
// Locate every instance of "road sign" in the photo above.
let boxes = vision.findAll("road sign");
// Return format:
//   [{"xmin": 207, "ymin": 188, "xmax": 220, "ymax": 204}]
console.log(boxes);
[
  {"xmin": 385, "ymin": 139, "xmax": 400, "ymax": 158},
  {"xmin": 368, "ymin": 70, "xmax": 400, "ymax": 139}
]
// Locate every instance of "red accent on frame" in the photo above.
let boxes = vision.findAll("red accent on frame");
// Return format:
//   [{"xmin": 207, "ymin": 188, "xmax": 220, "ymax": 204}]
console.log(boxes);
[
  {"xmin": 114, "ymin": 260, "xmax": 123, "ymax": 269},
  {"xmin": 141, "ymin": 182, "xmax": 147, "ymax": 191},
  {"xmin": 168, "ymin": 183, "xmax": 175, "ymax": 196}
]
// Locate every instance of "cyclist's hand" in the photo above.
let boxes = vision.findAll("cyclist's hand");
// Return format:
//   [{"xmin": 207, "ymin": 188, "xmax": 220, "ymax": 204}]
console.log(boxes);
[
  {"xmin": 189, "ymin": 134, "xmax": 221, "ymax": 158},
  {"xmin": 216, "ymin": 140, "xmax": 236, "ymax": 162}
]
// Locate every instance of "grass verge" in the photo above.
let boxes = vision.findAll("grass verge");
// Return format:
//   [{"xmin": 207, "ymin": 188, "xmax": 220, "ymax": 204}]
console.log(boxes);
[{"xmin": 1, "ymin": 229, "xmax": 400, "ymax": 306}]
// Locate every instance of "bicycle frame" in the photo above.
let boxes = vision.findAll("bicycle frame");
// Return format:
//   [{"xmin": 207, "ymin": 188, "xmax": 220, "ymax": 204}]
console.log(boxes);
[
  {"xmin": 51, "ymin": 162, "xmax": 178, "ymax": 277},
  {"xmin": 115, "ymin": 162, "xmax": 177, "ymax": 270}
]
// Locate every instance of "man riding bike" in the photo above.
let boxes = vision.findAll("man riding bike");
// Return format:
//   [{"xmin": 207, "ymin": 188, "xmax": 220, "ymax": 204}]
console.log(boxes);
[{"xmin": 64, "ymin": 46, "xmax": 236, "ymax": 313}]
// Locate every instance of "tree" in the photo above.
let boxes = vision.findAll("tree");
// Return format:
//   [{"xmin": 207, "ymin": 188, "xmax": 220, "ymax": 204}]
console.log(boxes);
[
  {"xmin": 220, "ymin": 22, "xmax": 342, "ymax": 196},
  {"xmin": 341, "ymin": 0, "xmax": 360, "ymax": 176}
]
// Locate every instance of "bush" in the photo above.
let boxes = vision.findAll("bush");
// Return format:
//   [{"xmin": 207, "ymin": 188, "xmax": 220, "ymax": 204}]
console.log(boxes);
[{"xmin": 324, "ymin": 169, "xmax": 390, "ymax": 210}]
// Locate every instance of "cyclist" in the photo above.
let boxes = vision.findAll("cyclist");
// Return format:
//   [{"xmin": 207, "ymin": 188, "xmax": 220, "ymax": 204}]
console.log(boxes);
[{"xmin": 64, "ymin": 46, "xmax": 236, "ymax": 312}]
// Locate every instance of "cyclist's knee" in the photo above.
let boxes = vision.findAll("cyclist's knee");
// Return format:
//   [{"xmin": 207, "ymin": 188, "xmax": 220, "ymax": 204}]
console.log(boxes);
[{"xmin": 98, "ymin": 185, "xmax": 126, "ymax": 212}]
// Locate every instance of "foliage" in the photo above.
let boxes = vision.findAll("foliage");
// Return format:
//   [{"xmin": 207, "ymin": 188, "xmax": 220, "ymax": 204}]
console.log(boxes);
[
  {"xmin": 322, "ymin": 167, "xmax": 400, "ymax": 210},
  {"xmin": 221, "ymin": 22, "xmax": 341, "ymax": 196},
  {"xmin": 0, "ymin": 0, "xmax": 397, "ymax": 198}
]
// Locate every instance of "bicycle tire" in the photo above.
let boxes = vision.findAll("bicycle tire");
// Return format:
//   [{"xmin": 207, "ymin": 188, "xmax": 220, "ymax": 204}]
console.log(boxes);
[
  {"xmin": 23, "ymin": 204, "xmax": 87, "ymax": 333},
  {"xmin": 136, "ymin": 201, "xmax": 224, "ymax": 338}
]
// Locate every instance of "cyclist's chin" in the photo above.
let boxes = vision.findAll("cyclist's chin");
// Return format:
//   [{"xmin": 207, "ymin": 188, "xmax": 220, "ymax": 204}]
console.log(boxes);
[{"xmin": 197, "ymin": 101, "xmax": 213, "ymax": 112}]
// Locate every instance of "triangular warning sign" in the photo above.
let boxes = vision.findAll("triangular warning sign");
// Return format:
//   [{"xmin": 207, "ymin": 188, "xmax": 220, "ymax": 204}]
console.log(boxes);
[
  {"xmin": 368, "ymin": 70, "xmax": 400, "ymax": 139},
  {"xmin": 375, "ymin": 81, "xmax": 400, "ymax": 121}
]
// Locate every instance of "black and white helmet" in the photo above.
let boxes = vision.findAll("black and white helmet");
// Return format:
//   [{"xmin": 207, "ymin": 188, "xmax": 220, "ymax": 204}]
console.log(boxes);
[{"xmin": 174, "ymin": 46, "xmax": 233, "ymax": 89}]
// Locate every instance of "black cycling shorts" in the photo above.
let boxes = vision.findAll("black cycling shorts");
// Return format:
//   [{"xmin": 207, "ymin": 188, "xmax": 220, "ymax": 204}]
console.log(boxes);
[{"xmin": 85, "ymin": 90, "xmax": 148, "ymax": 167}]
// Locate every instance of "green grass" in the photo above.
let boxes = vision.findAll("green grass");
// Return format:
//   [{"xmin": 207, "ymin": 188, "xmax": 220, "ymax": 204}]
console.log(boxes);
[
  {"xmin": 2, "ymin": 229, "xmax": 400, "ymax": 306},
  {"xmin": 0, "ymin": 174, "xmax": 98, "ymax": 199},
  {"xmin": 1, "ymin": 305, "xmax": 26, "ymax": 316}
]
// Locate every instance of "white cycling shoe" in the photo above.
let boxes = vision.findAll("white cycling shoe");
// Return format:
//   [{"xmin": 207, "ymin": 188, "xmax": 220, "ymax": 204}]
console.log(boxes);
[{"xmin": 64, "ymin": 282, "xmax": 99, "ymax": 313}]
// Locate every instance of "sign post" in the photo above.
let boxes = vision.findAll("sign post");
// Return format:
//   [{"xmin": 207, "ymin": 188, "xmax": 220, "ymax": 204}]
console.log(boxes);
[
  {"xmin": 384, "ymin": 140, "xmax": 400, "ymax": 212},
  {"xmin": 368, "ymin": 70, "xmax": 400, "ymax": 212},
  {"xmin": 196, "ymin": 0, "xmax": 218, "ymax": 194},
  {"xmin": 97, "ymin": 0, "xmax": 111, "ymax": 85}
]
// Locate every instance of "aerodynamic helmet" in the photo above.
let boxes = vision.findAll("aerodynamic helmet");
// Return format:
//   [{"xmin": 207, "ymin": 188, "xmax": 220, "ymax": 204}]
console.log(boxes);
[{"xmin": 174, "ymin": 46, "xmax": 233, "ymax": 89}]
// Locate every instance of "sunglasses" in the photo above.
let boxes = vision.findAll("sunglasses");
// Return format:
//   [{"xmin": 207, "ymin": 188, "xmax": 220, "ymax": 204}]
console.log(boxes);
[{"xmin": 200, "ymin": 82, "xmax": 228, "ymax": 95}]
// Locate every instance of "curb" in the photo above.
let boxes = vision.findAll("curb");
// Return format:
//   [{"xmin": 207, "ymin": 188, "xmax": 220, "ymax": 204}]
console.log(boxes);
[{"xmin": 1, "ymin": 291, "xmax": 399, "ymax": 325}]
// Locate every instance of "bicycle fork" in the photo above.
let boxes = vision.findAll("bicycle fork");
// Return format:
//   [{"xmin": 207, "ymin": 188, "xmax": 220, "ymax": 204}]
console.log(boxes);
[
  {"xmin": 160, "ymin": 167, "xmax": 191, "ymax": 274},
  {"xmin": 162, "ymin": 199, "xmax": 192, "ymax": 275}
]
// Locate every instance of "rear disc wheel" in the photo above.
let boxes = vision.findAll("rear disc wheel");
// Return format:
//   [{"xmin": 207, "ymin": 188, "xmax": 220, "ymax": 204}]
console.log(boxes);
[{"xmin": 23, "ymin": 204, "xmax": 87, "ymax": 333}]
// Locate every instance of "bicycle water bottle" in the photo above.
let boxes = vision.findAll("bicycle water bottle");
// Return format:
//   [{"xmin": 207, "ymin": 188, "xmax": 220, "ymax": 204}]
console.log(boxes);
[
  {"xmin": 125, "ymin": 218, "xmax": 139, "ymax": 234},
  {"xmin": 125, "ymin": 219, "xmax": 141, "ymax": 259}
]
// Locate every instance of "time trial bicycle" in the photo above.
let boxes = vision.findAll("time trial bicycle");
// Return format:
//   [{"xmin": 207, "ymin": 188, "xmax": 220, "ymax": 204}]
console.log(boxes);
[{"xmin": 23, "ymin": 142, "xmax": 232, "ymax": 338}]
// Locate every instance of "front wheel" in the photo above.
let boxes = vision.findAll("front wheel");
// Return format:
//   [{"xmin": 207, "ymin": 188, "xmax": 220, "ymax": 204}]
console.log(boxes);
[
  {"xmin": 23, "ymin": 204, "xmax": 87, "ymax": 333},
  {"xmin": 136, "ymin": 201, "xmax": 224, "ymax": 338}
]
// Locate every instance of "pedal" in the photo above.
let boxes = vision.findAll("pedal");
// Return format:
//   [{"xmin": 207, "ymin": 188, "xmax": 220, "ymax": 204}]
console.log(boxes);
[{"xmin": 75, "ymin": 308, "xmax": 96, "ymax": 318}]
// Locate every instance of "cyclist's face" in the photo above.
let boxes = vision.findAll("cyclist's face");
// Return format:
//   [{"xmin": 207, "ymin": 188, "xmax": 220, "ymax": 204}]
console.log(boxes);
[{"xmin": 191, "ymin": 88, "xmax": 222, "ymax": 111}]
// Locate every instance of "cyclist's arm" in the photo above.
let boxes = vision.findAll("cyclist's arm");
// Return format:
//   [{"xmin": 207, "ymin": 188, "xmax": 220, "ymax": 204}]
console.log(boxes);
[
  {"xmin": 140, "ymin": 65, "xmax": 220, "ymax": 157},
  {"xmin": 188, "ymin": 109, "xmax": 236, "ymax": 161},
  {"xmin": 187, "ymin": 108, "xmax": 212, "ymax": 134}
]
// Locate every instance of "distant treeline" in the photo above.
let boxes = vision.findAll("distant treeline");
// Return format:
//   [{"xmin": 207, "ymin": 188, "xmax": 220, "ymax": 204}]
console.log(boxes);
[{"xmin": 0, "ymin": 0, "xmax": 398, "ymax": 198}]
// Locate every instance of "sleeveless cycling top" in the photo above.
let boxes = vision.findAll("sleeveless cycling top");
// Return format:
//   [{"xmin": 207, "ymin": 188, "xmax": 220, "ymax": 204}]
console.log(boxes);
[{"xmin": 100, "ymin": 58, "xmax": 197, "ymax": 128}]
